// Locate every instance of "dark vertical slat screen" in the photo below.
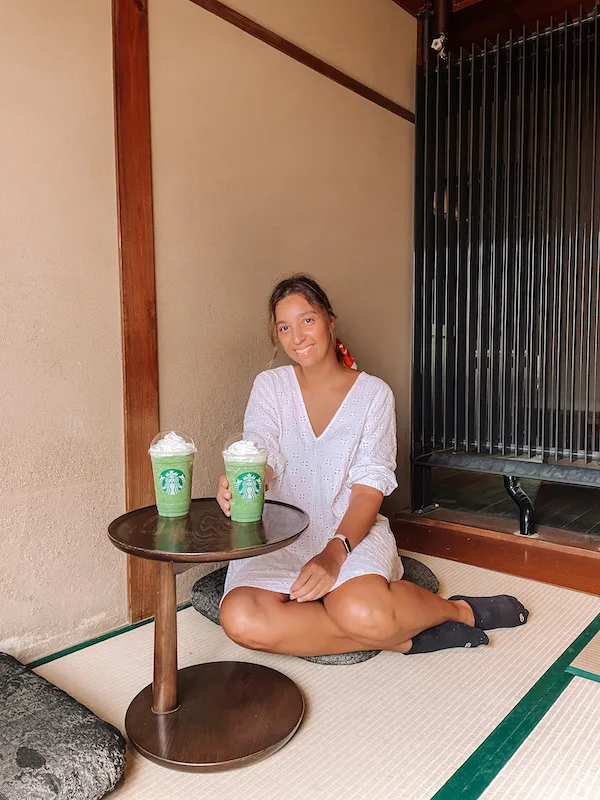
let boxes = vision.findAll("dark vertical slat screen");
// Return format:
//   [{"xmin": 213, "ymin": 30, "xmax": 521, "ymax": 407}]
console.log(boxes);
[
  {"xmin": 516, "ymin": 25, "xmax": 528, "ymax": 458},
  {"xmin": 432, "ymin": 58, "xmax": 444, "ymax": 447},
  {"xmin": 414, "ymin": 6, "xmax": 600, "ymax": 466},
  {"xmin": 413, "ymin": 42, "xmax": 425, "ymax": 462},
  {"xmin": 556, "ymin": 17, "xmax": 569, "ymax": 455},
  {"xmin": 454, "ymin": 48, "xmax": 469, "ymax": 451},
  {"xmin": 500, "ymin": 31, "xmax": 515, "ymax": 456},
  {"xmin": 591, "ymin": 10, "xmax": 600, "ymax": 458}
]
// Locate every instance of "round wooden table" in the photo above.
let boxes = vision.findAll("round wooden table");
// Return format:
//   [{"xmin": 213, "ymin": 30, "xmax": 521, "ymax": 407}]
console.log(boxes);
[{"xmin": 108, "ymin": 498, "xmax": 309, "ymax": 771}]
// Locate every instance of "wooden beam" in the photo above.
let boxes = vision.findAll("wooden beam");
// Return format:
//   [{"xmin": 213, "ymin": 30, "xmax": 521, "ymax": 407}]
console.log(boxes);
[
  {"xmin": 452, "ymin": 0, "xmax": 484, "ymax": 11},
  {"xmin": 189, "ymin": 0, "xmax": 415, "ymax": 124},
  {"xmin": 393, "ymin": 512, "xmax": 600, "ymax": 595},
  {"xmin": 391, "ymin": 0, "xmax": 423, "ymax": 15},
  {"xmin": 112, "ymin": 0, "xmax": 160, "ymax": 622}
]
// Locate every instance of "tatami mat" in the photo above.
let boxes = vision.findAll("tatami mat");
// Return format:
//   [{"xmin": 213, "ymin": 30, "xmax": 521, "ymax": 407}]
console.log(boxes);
[
  {"xmin": 569, "ymin": 630, "xmax": 600, "ymax": 681},
  {"xmin": 34, "ymin": 553, "xmax": 600, "ymax": 800},
  {"xmin": 481, "ymin": 676, "xmax": 600, "ymax": 800}
]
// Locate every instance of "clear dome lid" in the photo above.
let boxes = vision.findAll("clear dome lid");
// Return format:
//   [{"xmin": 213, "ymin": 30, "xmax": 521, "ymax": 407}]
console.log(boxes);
[
  {"xmin": 222, "ymin": 432, "xmax": 267, "ymax": 459},
  {"xmin": 149, "ymin": 430, "xmax": 197, "ymax": 456}
]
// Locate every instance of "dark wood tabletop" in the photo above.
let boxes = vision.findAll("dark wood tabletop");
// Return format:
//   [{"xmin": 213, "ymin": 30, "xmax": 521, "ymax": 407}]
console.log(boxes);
[{"xmin": 108, "ymin": 498, "xmax": 309, "ymax": 563}]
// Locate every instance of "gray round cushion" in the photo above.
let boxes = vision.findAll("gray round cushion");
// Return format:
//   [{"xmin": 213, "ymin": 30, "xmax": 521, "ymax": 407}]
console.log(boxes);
[
  {"xmin": 0, "ymin": 653, "xmax": 126, "ymax": 800},
  {"xmin": 402, "ymin": 554, "xmax": 439, "ymax": 594},
  {"xmin": 190, "ymin": 554, "xmax": 438, "ymax": 666}
]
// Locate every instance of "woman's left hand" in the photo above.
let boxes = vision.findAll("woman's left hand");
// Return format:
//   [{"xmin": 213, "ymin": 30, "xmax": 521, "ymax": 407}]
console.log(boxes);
[{"xmin": 290, "ymin": 541, "xmax": 347, "ymax": 603}]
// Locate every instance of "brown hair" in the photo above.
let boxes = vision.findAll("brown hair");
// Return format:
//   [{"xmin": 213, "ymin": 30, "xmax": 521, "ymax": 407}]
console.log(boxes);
[{"xmin": 268, "ymin": 273, "xmax": 343, "ymax": 364}]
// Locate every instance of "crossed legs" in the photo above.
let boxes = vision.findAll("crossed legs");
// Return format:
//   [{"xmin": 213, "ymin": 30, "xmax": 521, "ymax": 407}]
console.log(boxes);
[{"xmin": 219, "ymin": 575, "xmax": 476, "ymax": 656}]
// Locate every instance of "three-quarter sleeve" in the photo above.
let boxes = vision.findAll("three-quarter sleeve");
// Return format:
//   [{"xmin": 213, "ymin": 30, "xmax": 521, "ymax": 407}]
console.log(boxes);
[
  {"xmin": 243, "ymin": 371, "xmax": 286, "ymax": 479},
  {"xmin": 346, "ymin": 384, "xmax": 398, "ymax": 496}
]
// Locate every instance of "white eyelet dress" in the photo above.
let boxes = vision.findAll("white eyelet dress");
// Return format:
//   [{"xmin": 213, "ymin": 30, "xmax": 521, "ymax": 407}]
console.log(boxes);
[{"xmin": 223, "ymin": 366, "xmax": 403, "ymax": 600}]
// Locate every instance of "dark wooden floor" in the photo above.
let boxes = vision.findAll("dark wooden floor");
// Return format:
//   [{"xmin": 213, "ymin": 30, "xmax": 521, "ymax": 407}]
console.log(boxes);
[{"xmin": 433, "ymin": 470, "xmax": 600, "ymax": 535}]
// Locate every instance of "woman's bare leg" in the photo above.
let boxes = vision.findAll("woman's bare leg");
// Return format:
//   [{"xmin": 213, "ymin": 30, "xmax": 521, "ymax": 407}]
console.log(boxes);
[
  {"xmin": 324, "ymin": 576, "xmax": 475, "ymax": 649},
  {"xmin": 220, "ymin": 587, "xmax": 373, "ymax": 656},
  {"xmin": 219, "ymin": 578, "xmax": 475, "ymax": 657}
]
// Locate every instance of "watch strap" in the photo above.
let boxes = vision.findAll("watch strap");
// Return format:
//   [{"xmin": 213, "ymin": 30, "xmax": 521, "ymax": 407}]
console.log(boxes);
[{"xmin": 332, "ymin": 533, "xmax": 352, "ymax": 554}]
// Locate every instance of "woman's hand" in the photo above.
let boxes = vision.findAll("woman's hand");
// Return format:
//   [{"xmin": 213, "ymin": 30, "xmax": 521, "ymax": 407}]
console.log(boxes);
[
  {"xmin": 217, "ymin": 469, "xmax": 272, "ymax": 517},
  {"xmin": 217, "ymin": 475, "xmax": 232, "ymax": 517},
  {"xmin": 290, "ymin": 540, "xmax": 347, "ymax": 603}
]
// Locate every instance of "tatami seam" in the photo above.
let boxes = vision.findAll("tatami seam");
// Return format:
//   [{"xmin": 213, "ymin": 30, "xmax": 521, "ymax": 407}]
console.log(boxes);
[{"xmin": 432, "ymin": 613, "xmax": 600, "ymax": 799}]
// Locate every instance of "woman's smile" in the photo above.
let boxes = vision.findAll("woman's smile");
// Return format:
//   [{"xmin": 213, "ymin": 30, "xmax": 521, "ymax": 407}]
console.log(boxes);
[{"xmin": 294, "ymin": 343, "xmax": 315, "ymax": 358}]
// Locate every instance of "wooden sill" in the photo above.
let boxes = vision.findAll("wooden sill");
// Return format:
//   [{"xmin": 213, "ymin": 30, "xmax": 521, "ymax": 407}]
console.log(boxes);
[{"xmin": 392, "ymin": 508, "xmax": 600, "ymax": 596}]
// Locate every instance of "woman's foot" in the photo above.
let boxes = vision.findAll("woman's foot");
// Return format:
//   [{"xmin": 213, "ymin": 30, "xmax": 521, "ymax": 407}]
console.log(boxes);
[
  {"xmin": 402, "ymin": 622, "xmax": 489, "ymax": 655},
  {"xmin": 449, "ymin": 595, "xmax": 529, "ymax": 630}
]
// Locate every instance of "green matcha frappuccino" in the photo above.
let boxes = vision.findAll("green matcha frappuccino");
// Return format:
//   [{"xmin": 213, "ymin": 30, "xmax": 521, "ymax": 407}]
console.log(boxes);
[
  {"xmin": 149, "ymin": 430, "xmax": 197, "ymax": 517},
  {"xmin": 222, "ymin": 437, "xmax": 268, "ymax": 523}
]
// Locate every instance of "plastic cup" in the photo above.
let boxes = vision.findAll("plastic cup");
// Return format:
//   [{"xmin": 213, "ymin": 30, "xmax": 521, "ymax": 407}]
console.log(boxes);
[
  {"xmin": 231, "ymin": 521, "xmax": 266, "ymax": 550},
  {"xmin": 149, "ymin": 430, "xmax": 196, "ymax": 517},
  {"xmin": 222, "ymin": 434, "xmax": 268, "ymax": 523}
]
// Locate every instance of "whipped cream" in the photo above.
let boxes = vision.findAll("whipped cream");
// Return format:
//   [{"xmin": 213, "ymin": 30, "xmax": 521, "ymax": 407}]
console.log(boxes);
[
  {"xmin": 224, "ymin": 440, "xmax": 262, "ymax": 456},
  {"xmin": 149, "ymin": 431, "xmax": 197, "ymax": 456},
  {"xmin": 223, "ymin": 439, "xmax": 267, "ymax": 462}
]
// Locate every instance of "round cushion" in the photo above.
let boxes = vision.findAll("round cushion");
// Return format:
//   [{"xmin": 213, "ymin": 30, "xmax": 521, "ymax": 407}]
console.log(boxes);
[
  {"xmin": 190, "ymin": 554, "xmax": 439, "ymax": 666},
  {"xmin": 402, "ymin": 555, "xmax": 439, "ymax": 594},
  {"xmin": 0, "ymin": 653, "xmax": 126, "ymax": 800}
]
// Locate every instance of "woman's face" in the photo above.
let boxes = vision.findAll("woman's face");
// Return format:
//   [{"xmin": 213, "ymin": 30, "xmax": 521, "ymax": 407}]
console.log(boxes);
[{"xmin": 275, "ymin": 293, "xmax": 334, "ymax": 367}]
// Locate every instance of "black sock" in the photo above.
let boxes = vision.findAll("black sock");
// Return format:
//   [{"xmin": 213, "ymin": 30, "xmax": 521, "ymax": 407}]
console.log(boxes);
[
  {"xmin": 404, "ymin": 622, "xmax": 489, "ymax": 655},
  {"xmin": 449, "ymin": 595, "xmax": 529, "ymax": 631}
]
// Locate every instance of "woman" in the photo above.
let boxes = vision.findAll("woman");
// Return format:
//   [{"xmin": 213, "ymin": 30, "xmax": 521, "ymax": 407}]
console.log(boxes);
[{"xmin": 217, "ymin": 275, "xmax": 528, "ymax": 656}]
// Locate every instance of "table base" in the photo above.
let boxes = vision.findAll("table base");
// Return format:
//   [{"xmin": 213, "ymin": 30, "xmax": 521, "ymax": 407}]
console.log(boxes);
[{"xmin": 125, "ymin": 661, "xmax": 304, "ymax": 771}]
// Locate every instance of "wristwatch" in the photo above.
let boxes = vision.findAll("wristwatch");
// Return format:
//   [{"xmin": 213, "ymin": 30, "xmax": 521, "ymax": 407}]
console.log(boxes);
[{"xmin": 332, "ymin": 533, "xmax": 352, "ymax": 554}]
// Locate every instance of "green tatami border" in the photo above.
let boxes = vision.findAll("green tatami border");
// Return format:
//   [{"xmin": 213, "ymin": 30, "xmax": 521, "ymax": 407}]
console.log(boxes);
[
  {"xmin": 27, "ymin": 602, "xmax": 192, "ymax": 669},
  {"xmin": 565, "ymin": 664, "xmax": 600, "ymax": 684},
  {"xmin": 432, "ymin": 613, "xmax": 600, "ymax": 800}
]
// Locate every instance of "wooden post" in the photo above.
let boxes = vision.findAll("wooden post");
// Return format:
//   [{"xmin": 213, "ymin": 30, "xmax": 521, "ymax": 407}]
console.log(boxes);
[{"xmin": 112, "ymin": 0, "xmax": 160, "ymax": 621}]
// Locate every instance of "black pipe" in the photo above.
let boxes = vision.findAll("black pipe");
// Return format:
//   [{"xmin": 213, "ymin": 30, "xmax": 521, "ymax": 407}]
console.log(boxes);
[
  {"xmin": 432, "ymin": 0, "xmax": 450, "ymax": 56},
  {"xmin": 434, "ymin": 0, "xmax": 449, "ymax": 37},
  {"xmin": 504, "ymin": 476, "xmax": 536, "ymax": 536}
]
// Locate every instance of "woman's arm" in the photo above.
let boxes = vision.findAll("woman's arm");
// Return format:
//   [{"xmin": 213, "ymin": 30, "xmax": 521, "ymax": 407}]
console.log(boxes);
[
  {"xmin": 218, "ymin": 464, "xmax": 274, "ymax": 517},
  {"xmin": 243, "ymin": 372, "xmax": 285, "ymax": 480},
  {"xmin": 289, "ymin": 483, "xmax": 383, "ymax": 602},
  {"xmin": 290, "ymin": 382, "xmax": 397, "ymax": 602},
  {"xmin": 329, "ymin": 483, "xmax": 384, "ymax": 552},
  {"xmin": 217, "ymin": 372, "xmax": 282, "ymax": 516}
]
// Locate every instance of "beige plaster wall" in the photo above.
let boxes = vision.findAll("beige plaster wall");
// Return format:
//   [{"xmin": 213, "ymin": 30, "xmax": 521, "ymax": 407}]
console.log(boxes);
[
  {"xmin": 224, "ymin": 0, "xmax": 416, "ymax": 112},
  {"xmin": 0, "ymin": 0, "xmax": 126, "ymax": 661},
  {"xmin": 149, "ymin": 0, "xmax": 416, "ymax": 575}
]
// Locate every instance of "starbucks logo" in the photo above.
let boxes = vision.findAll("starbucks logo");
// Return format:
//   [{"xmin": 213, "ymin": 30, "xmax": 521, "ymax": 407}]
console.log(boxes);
[
  {"xmin": 160, "ymin": 469, "xmax": 186, "ymax": 495},
  {"xmin": 235, "ymin": 472, "xmax": 262, "ymax": 500}
]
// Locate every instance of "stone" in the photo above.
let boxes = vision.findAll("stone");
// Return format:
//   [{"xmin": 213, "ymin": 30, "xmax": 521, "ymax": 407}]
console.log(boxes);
[
  {"xmin": 0, "ymin": 653, "xmax": 126, "ymax": 800},
  {"xmin": 190, "ymin": 554, "xmax": 439, "ymax": 665}
]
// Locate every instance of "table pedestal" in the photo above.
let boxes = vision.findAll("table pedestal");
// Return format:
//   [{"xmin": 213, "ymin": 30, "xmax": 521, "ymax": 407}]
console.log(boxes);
[
  {"xmin": 125, "ymin": 661, "xmax": 305, "ymax": 770},
  {"xmin": 108, "ymin": 502, "xmax": 310, "ymax": 771}
]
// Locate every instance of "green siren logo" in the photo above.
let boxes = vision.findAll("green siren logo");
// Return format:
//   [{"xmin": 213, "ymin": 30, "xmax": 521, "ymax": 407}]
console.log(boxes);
[
  {"xmin": 160, "ymin": 468, "xmax": 186, "ymax": 495},
  {"xmin": 235, "ymin": 472, "xmax": 262, "ymax": 500}
]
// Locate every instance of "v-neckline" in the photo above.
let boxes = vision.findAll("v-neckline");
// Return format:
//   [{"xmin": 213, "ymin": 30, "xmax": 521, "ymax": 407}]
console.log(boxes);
[{"xmin": 290, "ymin": 365, "xmax": 364, "ymax": 441}]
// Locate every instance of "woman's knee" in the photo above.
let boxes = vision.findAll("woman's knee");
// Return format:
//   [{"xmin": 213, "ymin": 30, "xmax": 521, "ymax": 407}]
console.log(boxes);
[
  {"xmin": 219, "ymin": 591, "xmax": 279, "ymax": 651},
  {"xmin": 329, "ymin": 595, "xmax": 399, "ymax": 644}
]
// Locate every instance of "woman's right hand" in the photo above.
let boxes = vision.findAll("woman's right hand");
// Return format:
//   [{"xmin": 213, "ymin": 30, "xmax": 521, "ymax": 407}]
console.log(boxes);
[{"xmin": 217, "ymin": 475, "xmax": 232, "ymax": 517}]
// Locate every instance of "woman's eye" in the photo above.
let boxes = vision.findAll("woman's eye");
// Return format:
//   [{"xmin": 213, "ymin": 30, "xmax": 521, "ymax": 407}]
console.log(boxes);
[
  {"xmin": 278, "ymin": 325, "xmax": 289, "ymax": 333},
  {"xmin": 303, "ymin": 318, "xmax": 314, "ymax": 325}
]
